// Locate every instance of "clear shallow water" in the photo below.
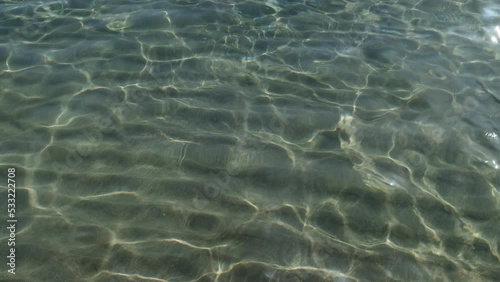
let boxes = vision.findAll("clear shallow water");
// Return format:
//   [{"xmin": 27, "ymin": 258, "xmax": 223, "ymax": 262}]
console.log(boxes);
[{"xmin": 0, "ymin": 0, "xmax": 499, "ymax": 281}]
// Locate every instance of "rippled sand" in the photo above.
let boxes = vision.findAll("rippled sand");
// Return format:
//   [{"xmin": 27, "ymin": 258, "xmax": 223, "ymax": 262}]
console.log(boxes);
[{"xmin": 1, "ymin": 0, "xmax": 499, "ymax": 281}]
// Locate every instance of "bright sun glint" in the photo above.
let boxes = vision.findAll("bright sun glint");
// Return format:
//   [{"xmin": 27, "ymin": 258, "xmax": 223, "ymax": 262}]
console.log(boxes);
[{"xmin": 491, "ymin": 25, "xmax": 500, "ymax": 43}]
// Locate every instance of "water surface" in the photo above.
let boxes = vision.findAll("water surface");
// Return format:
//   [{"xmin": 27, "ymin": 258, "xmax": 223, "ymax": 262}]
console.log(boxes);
[{"xmin": 0, "ymin": 0, "xmax": 499, "ymax": 281}]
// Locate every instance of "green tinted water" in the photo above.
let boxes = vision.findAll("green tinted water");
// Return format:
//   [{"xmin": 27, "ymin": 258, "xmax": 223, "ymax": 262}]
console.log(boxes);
[{"xmin": 0, "ymin": 0, "xmax": 499, "ymax": 281}]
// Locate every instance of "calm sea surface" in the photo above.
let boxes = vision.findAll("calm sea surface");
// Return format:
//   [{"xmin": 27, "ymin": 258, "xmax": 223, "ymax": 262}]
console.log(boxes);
[{"xmin": 1, "ymin": 0, "xmax": 499, "ymax": 281}]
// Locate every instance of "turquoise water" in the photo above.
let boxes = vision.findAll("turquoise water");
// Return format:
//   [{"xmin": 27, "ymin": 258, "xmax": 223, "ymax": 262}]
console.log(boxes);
[{"xmin": 0, "ymin": 0, "xmax": 499, "ymax": 281}]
